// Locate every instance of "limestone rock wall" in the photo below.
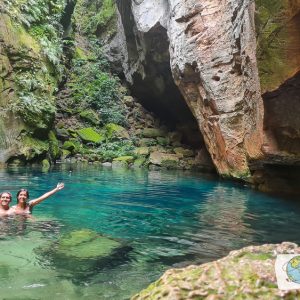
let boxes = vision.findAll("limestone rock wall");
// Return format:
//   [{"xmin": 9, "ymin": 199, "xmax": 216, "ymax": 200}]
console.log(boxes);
[{"xmin": 114, "ymin": 0, "xmax": 264, "ymax": 178}]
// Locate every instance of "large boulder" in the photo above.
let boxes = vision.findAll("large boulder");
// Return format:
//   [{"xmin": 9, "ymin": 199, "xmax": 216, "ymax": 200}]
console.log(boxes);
[{"xmin": 132, "ymin": 242, "xmax": 300, "ymax": 300}]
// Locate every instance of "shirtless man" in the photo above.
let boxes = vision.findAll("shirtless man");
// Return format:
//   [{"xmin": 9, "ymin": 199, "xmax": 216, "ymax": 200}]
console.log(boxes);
[{"xmin": 0, "ymin": 192, "xmax": 13, "ymax": 215}]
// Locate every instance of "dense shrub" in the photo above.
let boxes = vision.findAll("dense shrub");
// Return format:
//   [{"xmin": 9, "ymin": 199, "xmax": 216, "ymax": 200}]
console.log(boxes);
[{"xmin": 68, "ymin": 55, "xmax": 127, "ymax": 126}]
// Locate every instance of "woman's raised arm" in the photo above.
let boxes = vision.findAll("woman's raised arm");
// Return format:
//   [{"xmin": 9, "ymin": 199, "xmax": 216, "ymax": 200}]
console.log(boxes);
[{"xmin": 29, "ymin": 183, "xmax": 64, "ymax": 207}]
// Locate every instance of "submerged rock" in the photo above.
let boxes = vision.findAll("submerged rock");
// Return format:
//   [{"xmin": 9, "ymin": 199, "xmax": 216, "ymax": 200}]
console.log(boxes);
[
  {"xmin": 36, "ymin": 229, "xmax": 131, "ymax": 281},
  {"xmin": 132, "ymin": 242, "xmax": 300, "ymax": 300},
  {"xmin": 56, "ymin": 229, "xmax": 122, "ymax": 259}
]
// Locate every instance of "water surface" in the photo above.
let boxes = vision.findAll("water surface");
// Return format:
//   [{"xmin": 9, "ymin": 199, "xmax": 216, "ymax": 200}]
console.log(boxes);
[{"xmin": 1, "ymin": 164, "xmax": 300, "ymax": 299}]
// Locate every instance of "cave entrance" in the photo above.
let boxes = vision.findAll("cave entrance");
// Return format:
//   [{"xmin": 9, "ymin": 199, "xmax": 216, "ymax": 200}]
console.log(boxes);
[{"xmin": 129, "ymin": 25, "xmax": 203, "ymax": 148}]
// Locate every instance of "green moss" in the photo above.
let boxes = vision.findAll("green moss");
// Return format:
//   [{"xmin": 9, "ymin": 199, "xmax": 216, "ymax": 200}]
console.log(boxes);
[
  {"xmin": 105, "ymin": 123, "xmax": 129, "ymax": 140},
  {"xmin": 255, "ymin": 0, "xmax": 300, "ymax": 91},
  {"xmin": 74, "ymin": 47, "xmax": 88, "ymax": 59},
  {"xmin": 62, "ymin": 149, "xmax": 71, "ymax": 158},
  {"xmin": 77, "ymin": 127, "xmax": 104, "ymax": 144},
  {"xmin": 133, "ymin": 157, "xmax": 147, "ymax": 168},
  {"xmin": 41, "ymin": 158, "xmax": 50, "ymax": 170},
  {"xmin": 20, "ymin": 136, "xmax": 49, "ymax": 160},
  {"xmin": 48, "ymin": 131, "xmax": 61, "ymax": 160},
  {"xmin": 79, "ymin": 109, "xmax": 100, "ymax": 125},
  {"xmin": 243, "ymin": 252, "xmax": 273, "ymax": 261},
  {"xmin": 113, "ymin": 156, "xmax": 134, "ymax": 163}
]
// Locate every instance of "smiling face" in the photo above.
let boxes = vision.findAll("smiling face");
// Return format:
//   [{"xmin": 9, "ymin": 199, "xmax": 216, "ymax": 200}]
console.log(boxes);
[
  {"xmin": 0, "ymin": 192, "xmax": 11, "ymax": 210},
  {"xmin": 17, "ymin": 190, "xmax": 29, "ymax": 204}
]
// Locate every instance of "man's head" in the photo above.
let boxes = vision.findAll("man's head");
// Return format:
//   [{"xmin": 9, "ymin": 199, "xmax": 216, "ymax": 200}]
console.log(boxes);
[{"xmin": 0, "ymin": 192, "xmax": 12, "ymax": 210}]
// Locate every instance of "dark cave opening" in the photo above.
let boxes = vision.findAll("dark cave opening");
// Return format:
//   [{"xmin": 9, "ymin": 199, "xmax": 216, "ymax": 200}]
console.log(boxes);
[
  {"xmin": 263, "ymin": 71, "xmax": 300, "ymax": 154},
  {"xmin": 115, "ymin": 1, "xmax": 204, "ymax": 148}
]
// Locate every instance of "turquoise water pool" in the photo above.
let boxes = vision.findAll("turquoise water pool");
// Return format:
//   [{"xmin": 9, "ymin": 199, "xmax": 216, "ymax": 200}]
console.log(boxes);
[{"xmin": 1, "ymin": 164, "xmax": 300, "ymax": 299}]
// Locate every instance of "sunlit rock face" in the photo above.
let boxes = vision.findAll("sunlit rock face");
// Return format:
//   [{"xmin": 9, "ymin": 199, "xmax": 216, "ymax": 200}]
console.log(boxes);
[{"xmin": 114, "ymin": 0, "xmax": 264, "ymax": 179}]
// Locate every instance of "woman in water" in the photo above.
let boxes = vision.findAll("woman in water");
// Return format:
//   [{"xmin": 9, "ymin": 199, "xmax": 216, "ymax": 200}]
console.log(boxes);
[
  {"xmin": 0, "ymin": 192, "xmax": 13, "ymax": 215},
  {"xmin": 11, "ymin": 183, "xmax": 64, "ymax": 214}
]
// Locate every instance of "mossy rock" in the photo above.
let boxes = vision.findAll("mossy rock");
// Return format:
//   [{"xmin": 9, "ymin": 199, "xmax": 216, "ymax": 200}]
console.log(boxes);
[
  {"xmin": 156, "ymin": 137, "xmax": 169, "ymax": 146},
  {"xmin": 105, "ymin": 123, "xmax": 130, "ymax": 140},
  {"xmin": 141, "ymin": 128, "xmax": 167, "ymax": 138},
  {"xmin": 161, "ymin": 159, "xmax": 179, "ymax": 169},
  {"xmin": 138, "ymin": 138, "xmax": 157, "ymax": 147},
  {"xmin": 113, "ymin": 156, "xmax": 134, "ymax": 163},
  {"xmin": 62, "ymin": 140, "xmax": 80, "ymax": 153},
  {"xmin": 79, "ymin": 110, "xmax": 100, "ymax": 125},
  {"xmin": 19, "ymin": 136, "xmax": 49, "ymax": 161},
  {"xmin": 134, "ymin": 147, "xmax": 150, "ymax": 156},
  {"xmin": 48, "ymin": 131, "xmax": 61, "ymax": 160},
  {"xmin": 149, "ymin": 151, "xmax": 179, "ymax": 166},
  {"xmin": 56, "ymin": 128, "xmax": 70, "ymax": 140},
  {"xmin": 62, "ymin": 149, "xmax": 71, "ymax": 158},
  {"xmin": 174, "ymin": 147, "xmax": 194, "ymax": 158},
  {"xmin": 133, "ymin": 157, "xmax": 147, "ymax": 168},
  {"xmin": 256, "ymin": 1, "xmax": 300, "ymax": 92},
  {"xmin": 132, "ymin": 242, "xmax": 300, "ymax": 300},
  {"xmin": 41, "ymin": 159, "xmax": 50, "ymax": 171},
  {"xmin": 77, "ymin": 127, "xmax": 104, "ymax": 144},
  {"xmin": 57, "ymin": 229, "xmax": 122, "ymax": 259}
]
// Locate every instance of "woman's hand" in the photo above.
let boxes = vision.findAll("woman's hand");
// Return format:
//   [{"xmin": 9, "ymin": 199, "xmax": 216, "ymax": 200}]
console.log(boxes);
[{"xmin": 56, "ymin": 183, "xmax": 65, "ymax": 191}]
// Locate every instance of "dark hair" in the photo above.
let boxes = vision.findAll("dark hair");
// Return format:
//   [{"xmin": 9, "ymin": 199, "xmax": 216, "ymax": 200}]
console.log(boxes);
[
  {"xmin": 16, "ymin": 189, "xmax": 30, "ymax": 204},
  {"xmin": 0, "ymin": 192, "xmax": 12, "ymax": 201}
]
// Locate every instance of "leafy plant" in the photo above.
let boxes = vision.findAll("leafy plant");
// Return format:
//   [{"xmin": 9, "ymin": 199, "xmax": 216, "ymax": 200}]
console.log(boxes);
[
  {"xmin": 68, "ymin": 54, "xmax": 127, "ymax": 126},
  {"xmin": 96, "ymin": 140, "xmax": 135, "ymax": 161}
]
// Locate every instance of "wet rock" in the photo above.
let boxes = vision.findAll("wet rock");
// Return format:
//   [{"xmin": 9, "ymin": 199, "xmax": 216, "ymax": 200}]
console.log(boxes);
[
  {"xmin": 173, "ymin": 147, "xmax": 194, "ymax": 158},
  {"xmin": 132, "ymin": 157, "xmax": 147, "ymax": 168},
  {"xmin": 149, "ymin": 151, "xmax": 180, "ymax": 167},
  {"xmin": 134, "ymin": 147, "xmax": 150, "ymax": 156}
]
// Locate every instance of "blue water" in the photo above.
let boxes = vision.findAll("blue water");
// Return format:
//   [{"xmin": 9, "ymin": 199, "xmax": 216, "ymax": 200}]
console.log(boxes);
[{"xmin": 1, "ymin": 164, "xmax": 300, "ymax": 299}]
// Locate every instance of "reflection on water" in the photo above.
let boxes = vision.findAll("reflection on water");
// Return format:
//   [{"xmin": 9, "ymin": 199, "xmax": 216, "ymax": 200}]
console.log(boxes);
[{"xmin": 0, "ymin": 165, "xmax": 300, "ymax": 299}]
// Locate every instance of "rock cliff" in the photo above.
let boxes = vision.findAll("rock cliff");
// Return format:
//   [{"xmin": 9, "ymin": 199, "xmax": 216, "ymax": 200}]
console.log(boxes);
[
  {"xmin": 106, "ymin": 0, "xmax": 300, "ymax": 192},
  {"xmin": 112, "ymin": 0, "xmax": 264, "ymax": 179}
]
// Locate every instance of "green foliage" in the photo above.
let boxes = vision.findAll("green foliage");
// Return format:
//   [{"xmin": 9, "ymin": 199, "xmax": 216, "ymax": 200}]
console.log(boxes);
[
  {"xmin": 48, "ymin": 130, "xmax": 61, "ymax": 160},
  {"xmin": 68, "ymin": 55, "xmax": 127, "ymax": 126},
  {"xmin": 3, "ymin": 0, "xmax": 64, "ymax": 29},
  {"xmin": 20, "ymin": 135, "xmax": 49, "ymax": 160},
  {"xmin": 10, "ymin": 93, "xmax": 55, "ymax": 128},
  {"xmin": 3, "ymin": 0, "xmax": 65, "ymax": 74},
  {"xmin": 12, "ymin": 72, "xmax": 56, "ymax": 128},
  {"xmin": 74, "ymin": 0, "xmax": 117, "ymax": 36},
  {"xmin": 96, "ymin": 140, "xmax": 135, "ymax": 161},
  {"xmin": 29, "ymin": 24, "xmax": 63, "ymax": 69}
]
